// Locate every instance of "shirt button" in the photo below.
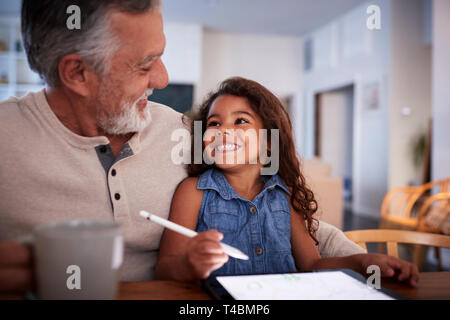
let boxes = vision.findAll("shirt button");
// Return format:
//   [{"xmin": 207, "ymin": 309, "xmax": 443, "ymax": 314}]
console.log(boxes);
[
  {"xmin": 100, "ymin": 146, "xmax": 107, "ymax": 153},
  {"xmin": 114, "ymin": 193, "xmax": 120, "ymax": 200},
  {"xmin": 111, "ymin": 169, "xmax": 117, "ymax": 176},
  {"xmin": 249, "ymin": 206, "xmax": 257, "ymax": 214},
  {"xmin": 255, "ymin": 247, "xmax": 263, "ymax": 255}
]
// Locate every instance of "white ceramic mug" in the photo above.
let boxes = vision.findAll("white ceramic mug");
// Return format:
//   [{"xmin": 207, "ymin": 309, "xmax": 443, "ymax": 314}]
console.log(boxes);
[{"xmin": 29, "ymin": 219, "xmax": 123, "ymax": 300}]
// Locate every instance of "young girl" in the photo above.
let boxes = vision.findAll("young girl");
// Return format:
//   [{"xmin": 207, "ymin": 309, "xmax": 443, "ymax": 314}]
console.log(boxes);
[{"xmin": 156, "ymin": 77, "xmax": 418, "ymax": 286}]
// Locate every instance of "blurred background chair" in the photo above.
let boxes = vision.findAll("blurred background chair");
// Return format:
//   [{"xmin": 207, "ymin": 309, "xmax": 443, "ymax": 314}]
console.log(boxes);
[
  {"xmin": 344, "ymin": 229, "xmax": 450, "ymax": 270},
  {"xmin": 379, "ymin": 178, "xmax": 450, "ymax": 270},
  {"xmin": 415, "ymin": 193, "xmax": 450, "ymax": 270},
  {"xmin": 418, "ymin": 193, "xmax": 450, "ymax": 235},
  {"xmin": 302, "ymin": 157, "xmax": 343, "ymax": 230},
  {"xmin": 380, "ymin": 178, "xmax": 450, "ymax": 231}
]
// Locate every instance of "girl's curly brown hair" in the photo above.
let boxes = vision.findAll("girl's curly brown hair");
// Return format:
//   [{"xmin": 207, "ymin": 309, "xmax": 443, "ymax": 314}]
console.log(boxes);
[{"xmin": 185, "ymin": 77, "xmax": 319, "ymax": 244}]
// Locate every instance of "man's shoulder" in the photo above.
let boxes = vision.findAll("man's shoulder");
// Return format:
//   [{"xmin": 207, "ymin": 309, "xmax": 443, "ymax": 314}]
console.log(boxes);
[
  {"xmin": 0, "ymin": 96, "xmax": 22, "ymax": 119},
  {"xmin": 149, "ymin": 101, "xmax": 188, "ymax": 129},
  {"xmin": 0, "ymin": 94, "xmax": 35, "ymax": 134},
  {"xmin": 139, "ymin": 101, "xmax": 191, "ymax": 147},
  {"xmin": 0, "ymin": 91, "xmax": 41, "ymax": 119}
]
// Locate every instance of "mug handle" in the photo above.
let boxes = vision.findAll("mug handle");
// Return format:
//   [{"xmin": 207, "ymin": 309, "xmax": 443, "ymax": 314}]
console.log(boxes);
[
  {"xmin": 13, "ymin": 234, "xmax": 38, "ymax": 300},
  {"xmin": 14, "ymin": 234, "xmax": 34, "ymax": 247}
]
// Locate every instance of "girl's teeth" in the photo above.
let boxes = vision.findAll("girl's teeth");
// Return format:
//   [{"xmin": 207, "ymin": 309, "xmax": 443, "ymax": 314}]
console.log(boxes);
[{"xmin": 216, "ymin": 144, "xmax": 240, "ymax": 151}]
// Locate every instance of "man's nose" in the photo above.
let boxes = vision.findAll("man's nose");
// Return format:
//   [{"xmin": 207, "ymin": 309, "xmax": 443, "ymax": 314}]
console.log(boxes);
[{"xmin": 148, "ymin": 58, "xmax": 169, "ymax": 89}]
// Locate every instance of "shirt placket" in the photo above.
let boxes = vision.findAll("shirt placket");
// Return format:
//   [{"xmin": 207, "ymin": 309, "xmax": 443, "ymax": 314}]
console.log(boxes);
[
  {"xmin": 247, "ymin": 198, "xmax": 265, "ymax": 274},
  {"xmin": 95, "ymin": 143, "xmax": 134, "ymax": 220}
]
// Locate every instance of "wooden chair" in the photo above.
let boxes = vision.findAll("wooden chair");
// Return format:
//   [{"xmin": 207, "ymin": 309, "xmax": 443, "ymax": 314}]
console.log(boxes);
[
  {"xmin": 417, "ymin": 193, "xmax": 450, "ymax": 234},
  {"xmin": 380, "ymin": 178, "xmax": 450, "ymax": 230},
  {"xmin": 416, "ymin": 193, "xmax": 450, "ymax": 270},
  {"xmin": 344, "ymin": 229, "xmax": 450, "ymax": 269}
]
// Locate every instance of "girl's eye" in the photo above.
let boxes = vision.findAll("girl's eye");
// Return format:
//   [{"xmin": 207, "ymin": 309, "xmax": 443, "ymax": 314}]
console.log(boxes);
[
  {"xmin": 235, "ymin": 118, "xmax": 248, "ymax": 124},
  {"xmin": 207, "ymin": 121, "xmax": 220, "ymax": 127}
]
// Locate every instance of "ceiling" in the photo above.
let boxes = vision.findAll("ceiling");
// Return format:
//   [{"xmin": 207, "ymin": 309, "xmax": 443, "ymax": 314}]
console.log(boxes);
[
  {"xmin": 0, "ymin": 0, "xmax": 366, "ymax": 36},
  {"xmin": 162, "ymin": 0, "xmax": 366, "ymax": 36}
]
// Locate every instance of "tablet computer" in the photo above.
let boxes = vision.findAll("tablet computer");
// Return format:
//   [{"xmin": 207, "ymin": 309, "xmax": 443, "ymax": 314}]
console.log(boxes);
[{"xmin": 202, "ymin": 269, "xmax": 406, "ymax": 300}]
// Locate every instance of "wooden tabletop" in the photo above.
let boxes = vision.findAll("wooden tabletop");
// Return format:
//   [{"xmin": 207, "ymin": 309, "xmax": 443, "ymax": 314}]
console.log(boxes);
[
  {"xmin": 119, "ymin": 280, "xmax": 209, "ymax": 300},
  {"xmin": 2, "ymin": 272, "xmax": 448, "ymax": 300},
  {"xmin": 380, "ymin": 271, "xmax": 450, "ymax": 300},
  {"xmin": 119, "ymin": 272, "xmax": 450, "ymax": 300}
]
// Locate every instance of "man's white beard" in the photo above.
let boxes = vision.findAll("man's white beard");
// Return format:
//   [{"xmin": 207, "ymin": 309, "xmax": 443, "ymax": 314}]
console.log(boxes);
[{"xmin": 98, "ymin": 89, "xmax": 154, "ymax": 135}]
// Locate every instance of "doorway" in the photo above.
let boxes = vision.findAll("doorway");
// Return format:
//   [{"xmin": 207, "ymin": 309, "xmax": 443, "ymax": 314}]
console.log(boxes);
[{"xmin": 314, "ymin": 85, "xmax": 354, "ymax": 206}]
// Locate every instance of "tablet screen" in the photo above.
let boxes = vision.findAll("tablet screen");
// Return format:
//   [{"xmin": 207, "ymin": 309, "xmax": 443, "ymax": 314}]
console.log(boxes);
[{"xmin": 216, "ymin": 271, "xmax": 395, "ymax": 300}]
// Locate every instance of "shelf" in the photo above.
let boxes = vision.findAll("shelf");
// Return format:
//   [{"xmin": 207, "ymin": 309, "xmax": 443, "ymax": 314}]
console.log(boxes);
[
  {"xmin": 16, "ymin": 83, "xmax": 45, "ymax": 90},
  {"xmin": 0, "ymin": 83, "xmax": 44, "ymax": 91},
  {"xmin": 0, "ymin": 51, "xmax": 11, "ymax": 59},
  {"xmin": 0, "ymin": 51, "xmax": 27, "ymax": 59},
  {"xmin": 0, "ymin": 15, "xmax": 43, "ymax": 99},
  {"xmin": 14, "ymin": 52, "xmax": 28, "ymax": 60},
  {"xmin": 0, "ymin": 16, "xmax": 20, "ymax": 24}
]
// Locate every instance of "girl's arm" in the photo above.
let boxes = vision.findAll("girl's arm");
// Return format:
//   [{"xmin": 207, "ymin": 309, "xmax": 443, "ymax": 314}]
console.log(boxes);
[
  {"xmin": 290, "ymin": 206, "xmax": 419, "ymax": 287},
  {"xmin": 155, "ymin": 177, "xmax": 229, "ymax": 281}
]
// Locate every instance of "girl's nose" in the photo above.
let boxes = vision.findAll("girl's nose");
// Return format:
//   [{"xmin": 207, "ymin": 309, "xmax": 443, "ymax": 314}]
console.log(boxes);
[{"xmin": 217, "ymin": 128, "xmax": 232, "ymax": 137}]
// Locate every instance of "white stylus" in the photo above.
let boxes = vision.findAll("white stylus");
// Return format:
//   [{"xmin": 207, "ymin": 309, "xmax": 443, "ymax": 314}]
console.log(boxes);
[{"xmin": 139, "ymin": 210, "xmax": 249, "ymax": 260}]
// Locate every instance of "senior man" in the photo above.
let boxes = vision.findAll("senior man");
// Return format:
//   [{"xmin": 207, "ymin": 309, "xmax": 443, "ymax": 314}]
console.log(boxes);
[{"xmin": 0, "ymin": 0, "xmax": 364, "ymax": 292}]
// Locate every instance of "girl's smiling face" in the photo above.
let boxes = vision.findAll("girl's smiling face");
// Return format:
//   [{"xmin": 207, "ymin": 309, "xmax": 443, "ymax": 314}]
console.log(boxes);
[{"xmin": 204, "ymin": 94, "xmax": 265, "ymax": 170}]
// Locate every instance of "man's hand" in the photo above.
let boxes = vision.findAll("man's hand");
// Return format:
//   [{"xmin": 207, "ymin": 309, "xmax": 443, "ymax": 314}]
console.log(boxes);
[
  {"xmin": 185, "ymin": 230, "xmax": 229, "ymax": 279},
  {"xmin": 355, "ymin": 253, "xmax": 419, "ymax": 287},
  {"xmin": 0, "ymin": 242, "xmax": 33, "ymax": 292}
]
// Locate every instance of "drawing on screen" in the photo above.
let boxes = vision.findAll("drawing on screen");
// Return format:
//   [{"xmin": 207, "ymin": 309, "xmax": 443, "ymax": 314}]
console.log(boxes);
[{"xmin": 217, "ymin": 272, "xmax": 394, "ymax": 300}]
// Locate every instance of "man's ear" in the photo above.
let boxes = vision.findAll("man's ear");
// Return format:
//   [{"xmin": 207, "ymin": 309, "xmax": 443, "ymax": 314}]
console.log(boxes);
[{"xmin": 58, "ymin": 54, "xmax": 97, "ymax": 97}]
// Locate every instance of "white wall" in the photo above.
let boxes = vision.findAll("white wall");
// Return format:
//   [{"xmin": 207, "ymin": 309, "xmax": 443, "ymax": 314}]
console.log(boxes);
[
  {"xmin": 163, "ymin": 22, "xmax": 203, "ymax": 85},
  {"xmin": 301, "ymin": 0, "xmax": 391, "ymax": 217},
  {"xmin": 164, "ymin": 26, "xmax": 305, "ymax": 147},
  {"xmin": 301, "ymin": 0, "xmax": 432, "ymax": 216},
  {"xmin": 432, "ymin": 0, "xmax": 450, "ymax": 181},
  {"xmin": 389, "ymin": 0, "xmax": 432, "ymax": 188},
  {"xmin": 197, "ymin": 30, "xmax": 303, "ymax": 110}
]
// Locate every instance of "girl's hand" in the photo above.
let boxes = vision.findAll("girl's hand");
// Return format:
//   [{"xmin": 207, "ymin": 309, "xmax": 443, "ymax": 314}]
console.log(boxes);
[
  {"xmin": 185, "ymin": 230, "xmax": 229, "ymax": 279},
  {"xmin": 354, "ymin": 253, "xmax": 419, "ymax": 287}
]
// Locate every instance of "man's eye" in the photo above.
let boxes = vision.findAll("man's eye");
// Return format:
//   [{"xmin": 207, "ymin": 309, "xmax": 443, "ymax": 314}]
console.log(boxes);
[
  {"xmin": 141, "ymin": 68, "xmax": 151, "ymax": 72},
  {"xmin": 235, "ymin": 118, "xmax": 248, "ymax": 124},
  {"xmin": 207, "ymin": 121, "xmax": 220, "ymax": 127}
]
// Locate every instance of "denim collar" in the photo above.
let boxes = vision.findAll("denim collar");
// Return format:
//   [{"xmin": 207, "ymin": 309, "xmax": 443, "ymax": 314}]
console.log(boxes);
[{"xmin": 197, "ymin": 168, "xmax": 291, "ymax": 201}]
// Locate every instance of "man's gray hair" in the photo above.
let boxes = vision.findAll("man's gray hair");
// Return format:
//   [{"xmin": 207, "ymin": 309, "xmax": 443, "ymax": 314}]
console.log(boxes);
[{"xmin": 21, "ymin": 0, "xmax": 161, "ymax": 87}]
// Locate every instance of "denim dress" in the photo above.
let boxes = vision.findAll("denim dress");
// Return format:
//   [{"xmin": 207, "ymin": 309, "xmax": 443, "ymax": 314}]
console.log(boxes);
[{"xmin": 196, "ymin": 168, "xmax": 297, "ymax": 276}]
